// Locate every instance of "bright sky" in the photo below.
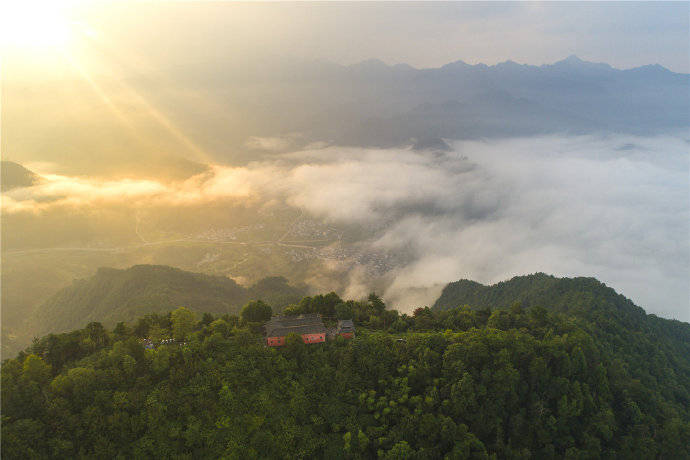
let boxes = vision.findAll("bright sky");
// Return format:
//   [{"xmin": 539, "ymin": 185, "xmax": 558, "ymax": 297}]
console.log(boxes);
[
  {"xmin": 2, "ymin": 2, "xmax": 689, "ymax": 75},
  {"xmin": 2, "ymin": 1, "xmax": 687, "ymax": 173},
  {"xmin": 2, "ymin": 1, "xmax": 688, "ymax": 172}
]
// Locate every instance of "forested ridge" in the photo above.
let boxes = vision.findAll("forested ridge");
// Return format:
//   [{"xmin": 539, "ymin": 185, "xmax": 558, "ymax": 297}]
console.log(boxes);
[
  {"xmin": 434, "ymin": 273, "xmax": 645, "ymax": 318},
  {"xmin": 28, "ymin": 265, "xmax": 307, "ymax": 337},
  {"xmin": 2, "ymin": 275, "xmax": 689, "ymax": 458}
]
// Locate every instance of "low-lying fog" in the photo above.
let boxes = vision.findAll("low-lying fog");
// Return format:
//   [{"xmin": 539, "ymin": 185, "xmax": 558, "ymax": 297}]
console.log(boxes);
[{"xmin": 5, "ymin": 134, "xmax": 689, "ymax": 320}]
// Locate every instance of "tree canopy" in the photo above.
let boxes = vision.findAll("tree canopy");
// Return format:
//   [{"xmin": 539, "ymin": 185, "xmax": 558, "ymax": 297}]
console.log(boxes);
[
  {"xmin": 2, "ymin": 285, "xmax": 689, "ymax": 458},
  {"xmin": 240, "ymin": 300, "xmax": 273, "ymax": 324}
]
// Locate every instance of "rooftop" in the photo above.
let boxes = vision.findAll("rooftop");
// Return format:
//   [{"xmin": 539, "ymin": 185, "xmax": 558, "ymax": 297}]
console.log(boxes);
[{"xmin": 265, "ymin": 314, "xmax": 326, "ymax": 337}]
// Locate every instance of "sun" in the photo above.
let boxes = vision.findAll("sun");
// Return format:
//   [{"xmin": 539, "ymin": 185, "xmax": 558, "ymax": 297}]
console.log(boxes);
[{"xmin": 0, "ymin": 0, "xmax": 75, "ymax": 50}]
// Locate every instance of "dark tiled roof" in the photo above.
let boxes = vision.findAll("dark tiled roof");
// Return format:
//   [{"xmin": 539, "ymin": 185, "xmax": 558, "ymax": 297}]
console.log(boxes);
[
  {"xmin": 266, "ymin": 313, "xmax": 322, "ymax": 327},
  {"xmin": 337, "ymin": 319, "xmax": 355, "ymax": 333},
  {"xmin": 265, "ymin": 314, "xmax": 326, "ymax": 337},
  {"xmin": 266, "ymin": 324, "xmax": 327, "ymax": 336}
]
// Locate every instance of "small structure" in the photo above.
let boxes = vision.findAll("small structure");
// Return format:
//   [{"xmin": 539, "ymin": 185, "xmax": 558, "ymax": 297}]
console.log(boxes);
[
  {"xmin": 335, "ymin": 319, "xmax": 355, "ymax": 339},
  {"xmin": 265, "ymin": 314, "xmax": 326, "ymax": 347}
]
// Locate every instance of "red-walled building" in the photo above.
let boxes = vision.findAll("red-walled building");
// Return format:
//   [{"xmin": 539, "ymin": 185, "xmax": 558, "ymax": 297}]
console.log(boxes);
[
  {"xmin": 336, "ymin": 319, "xmax": 355, "ymax": 339},
  {"xmin": 264, "ymin": 314, "xmax": 327, "ymax": 347}
]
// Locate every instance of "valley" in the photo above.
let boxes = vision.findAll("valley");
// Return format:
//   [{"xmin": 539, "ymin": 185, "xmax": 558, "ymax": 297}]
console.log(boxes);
[{"xmin": 1, "ymin": 208, "xmax": 400, "ymax": 356}]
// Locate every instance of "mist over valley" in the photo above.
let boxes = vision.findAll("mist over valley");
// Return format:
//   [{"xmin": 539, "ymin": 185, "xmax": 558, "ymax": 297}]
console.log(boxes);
[
  {"xmin": 2, "ymin": 3, "xmax": 690, "ymax": 457},
  {"xmin": 3, "ymin": 131, "xmax": 688, "ymax": 356}
]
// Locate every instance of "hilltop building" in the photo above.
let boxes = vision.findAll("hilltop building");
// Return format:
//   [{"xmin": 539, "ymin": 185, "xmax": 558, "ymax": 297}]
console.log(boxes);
[
  {"xmin": 264, "ymin": 314, "xmax": 356, "ymax": 346},
  {"xmin": 265, "ymin": 314, "xmax": 326, "ymax": 346}
]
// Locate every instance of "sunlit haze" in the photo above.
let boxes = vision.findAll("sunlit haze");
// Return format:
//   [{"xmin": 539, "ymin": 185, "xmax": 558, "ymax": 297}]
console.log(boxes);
[
  {"xmin": 2, "ymin": 3, "xmax": 690, "ymax": 457},
  {"xmin": 1, "ymin": 1, "xmax": 689, "ymax": 353}
]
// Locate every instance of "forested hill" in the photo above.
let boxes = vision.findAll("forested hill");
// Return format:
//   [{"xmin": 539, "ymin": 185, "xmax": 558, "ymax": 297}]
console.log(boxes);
[
  {"xmin": 433, "ymin": 273, "xmax": 644, "ymax": 316},
  {"xmin": 3, "ymin": 289, "xmax": 689, "ymax": 458},
  {"xmin": 29, "ymin": 265, "xmax": 307, "ymax": 337},
  {"xmin": 431, "ymin": 272, "xmax": 690, "ymax": 452},
  {"xmin": 432, "ymin": 273, "xmax": 689, "ymax": 346}
]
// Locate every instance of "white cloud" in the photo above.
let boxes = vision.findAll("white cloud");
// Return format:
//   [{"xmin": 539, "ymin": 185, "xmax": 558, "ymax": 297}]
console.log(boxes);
[
  {"xmin": 270, "ymin": 135, "xmax": 690, "ymax": 319},
  {"xmin": 4, "ymin": 134, "xmax": 688, "ymax": 320}
]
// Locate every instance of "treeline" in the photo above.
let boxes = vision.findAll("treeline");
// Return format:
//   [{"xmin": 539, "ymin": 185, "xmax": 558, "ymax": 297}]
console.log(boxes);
[{"xmin": 3, "ymin": 291, "xmax": 689, "ymax": 458}]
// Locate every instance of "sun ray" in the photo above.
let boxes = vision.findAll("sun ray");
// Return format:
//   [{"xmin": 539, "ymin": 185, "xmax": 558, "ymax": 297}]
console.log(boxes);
[
  {"xmin": 60, "ymin": 51, "xmax": 140, "ymax": 134},
  {"xmin": 62, "ymin": 27, "xmax": 214, "ymax": 165},
  {"xmin": 6, "ymin": 6, "xmax": 217, "ymax": 166},
  {"xmin": 118, "ymin": 85, "xmax": 212, "ymax": 165}
]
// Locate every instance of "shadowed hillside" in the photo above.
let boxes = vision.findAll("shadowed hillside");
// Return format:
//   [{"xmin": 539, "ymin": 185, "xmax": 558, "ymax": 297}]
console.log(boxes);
[{"xmin": 28, "ymin": 265, "xmax": 307, "ymax": 337}]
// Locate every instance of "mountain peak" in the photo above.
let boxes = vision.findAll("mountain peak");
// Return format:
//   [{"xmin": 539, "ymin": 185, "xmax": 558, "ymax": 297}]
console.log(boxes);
[
  {"xmin": 625, "ymin": 63, "xmax": 674, "ymax": 75},
  {"xmin": 561, "ymin": 54, "xmax": 585, "ymax": 64},
  {"xmin": 349, "ymin": 58, "xmax": 388, "ymax": 70},
  {"xmin": 497, "ymin": 59, "xmax": 520, "ymax": 66},
  {"xmin": 440, "ymin": 59, "xmax": 472, "ymax": 70},
  {"xmin": 549, "ymin": 55, "xmax": 614, "ymax": 73},
  {"xmin": 433, "ymin": 272, "xmax": 645, "ymax": 320},
  {"xmin": 552, "ymin": 55, "xmax": 596, "ymax": 67}
]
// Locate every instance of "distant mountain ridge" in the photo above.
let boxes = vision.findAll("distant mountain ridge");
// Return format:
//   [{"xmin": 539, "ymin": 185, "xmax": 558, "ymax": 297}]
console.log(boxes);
[
  {"xmin": 9, "ymin": 55, "xmax": 688, "ymax": 173},
  {"xmin": 201, "ymin": 54, "xmax": 689, "ymax": 150},
  {"xmin": 350, "ymin": 54, "xmax": 676, "ymax": 74},
  {"xmin": 29, "ymin": 265, "xmax": 307, "ymax": 337}
]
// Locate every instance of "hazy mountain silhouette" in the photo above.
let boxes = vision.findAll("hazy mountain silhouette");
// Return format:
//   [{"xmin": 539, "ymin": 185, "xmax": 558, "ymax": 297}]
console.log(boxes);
[
  {"xmin": 1, "ymin": 161, "xmax": 40, "ymax": 191},
  {"xmin": 194, "ymin": 55, "xmax": 688, "ymax": 151}
]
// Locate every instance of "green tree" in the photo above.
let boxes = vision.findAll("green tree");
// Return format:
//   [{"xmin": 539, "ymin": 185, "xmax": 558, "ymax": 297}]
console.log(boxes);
[
  {"xmin": 368, "ymin": 293, "xmax": 386, "ymax": 314},
  {"xmin": 241, "ymin": 300, "xmax": 273, "ymax": 323},
  {"xmin": 148, "ymin": 324, "xmax": 166, "ymax": 342},
  {"xmin": 171, "ymin": 307, "xmax": 196, "ymax": 340},
  {"xmin": 201, "ymin": 312, "xmax": 214, "ymax": 325},
  {"xmin": 383, "ymin": 441, "xmax": 415, "ymax": 459},
  {"xmin": 113, "ymin": 322, "xmax": 130, "ymax": 341},
  {"xmin": 22, "ymin": 354, "xmax": 51, "ymax": 384},
  {"xmin": 209, "ymin": 319, "xmax": 230, "ymax": 337},
  {"xmin": 335, "ymin": 302, "xmax": 353, "ymax": 319}
]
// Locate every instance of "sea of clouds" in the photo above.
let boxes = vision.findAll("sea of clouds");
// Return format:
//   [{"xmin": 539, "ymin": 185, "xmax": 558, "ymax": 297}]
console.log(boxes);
[{"xmin": 5, "ymin": 134, "xmax": 689, "ymax": 320}]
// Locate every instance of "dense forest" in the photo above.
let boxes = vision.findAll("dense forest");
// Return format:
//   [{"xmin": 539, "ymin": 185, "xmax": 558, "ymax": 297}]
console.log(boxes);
[
  {"xmin": 3, "ymin": 275, "xmax": 689, "ymax": 458},
  {"xmin": 28, "ymin": 265, "xmax": 307, "ymax": 337},
  {"xmin": 434, "ymin": 274, "xmax": 647, "ymax": 316}
]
